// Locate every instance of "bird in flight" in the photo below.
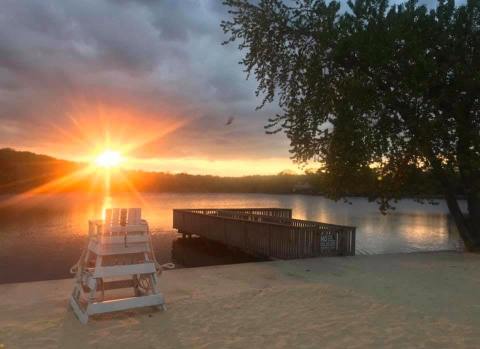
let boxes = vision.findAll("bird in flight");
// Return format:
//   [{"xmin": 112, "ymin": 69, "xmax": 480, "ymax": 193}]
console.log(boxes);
[{"xmin": 225, "ymin": 116, "xmax": 234, "ymax": 126}]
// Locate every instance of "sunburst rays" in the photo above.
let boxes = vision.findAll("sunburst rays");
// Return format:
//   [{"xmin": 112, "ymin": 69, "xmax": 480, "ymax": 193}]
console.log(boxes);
[{"xmin": 0, "ymin": 99, "xmax": 197, "ymax": 210}]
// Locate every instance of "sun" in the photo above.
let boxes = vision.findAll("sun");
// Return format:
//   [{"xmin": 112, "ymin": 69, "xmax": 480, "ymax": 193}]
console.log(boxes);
[{"xmin": 94, "ymin": 150, "xmax": 123, "ymax": 168}]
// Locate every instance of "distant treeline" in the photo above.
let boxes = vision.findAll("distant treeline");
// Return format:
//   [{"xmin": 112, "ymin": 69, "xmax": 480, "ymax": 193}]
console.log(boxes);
[
  {"xmin": 117, "ymin": 170, "xmax": 304, "ymax": 194},
  {"xmin": 0, "ymin": 148, "xmax": 453, "ymax": 197},
  {"xmin": 0, "ymin": 148, "xmax": 81, "ymax": 193}
]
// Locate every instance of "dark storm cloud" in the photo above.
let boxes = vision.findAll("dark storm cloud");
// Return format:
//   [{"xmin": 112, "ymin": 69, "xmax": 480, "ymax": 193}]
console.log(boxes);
[{"xmin": 0, "ymin": 0, "xmax": 291, "ymax": 162}]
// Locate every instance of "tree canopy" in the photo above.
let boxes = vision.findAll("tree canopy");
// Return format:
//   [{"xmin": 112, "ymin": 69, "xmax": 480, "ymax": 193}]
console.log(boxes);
[{"xmin": 222, "ymin": 0, "xmax": 480, "ymax": 249}]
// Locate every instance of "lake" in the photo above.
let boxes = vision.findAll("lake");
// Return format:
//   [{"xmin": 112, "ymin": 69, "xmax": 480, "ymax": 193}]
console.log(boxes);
[{"xmin": 0, "ymin": 192, "xmax": 464, "ymax": 283}]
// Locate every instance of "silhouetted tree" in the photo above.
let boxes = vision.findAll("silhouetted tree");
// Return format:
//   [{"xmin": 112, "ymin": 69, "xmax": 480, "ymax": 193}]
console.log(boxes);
[{"xmin": 222, "ymin": 0, "xmax": 480, "ymax": 249}]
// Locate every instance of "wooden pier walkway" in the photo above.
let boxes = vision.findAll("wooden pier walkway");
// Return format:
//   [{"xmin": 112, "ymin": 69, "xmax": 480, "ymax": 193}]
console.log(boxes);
[{"xmin": 173, "ymin": 208, "xmax": 355, "ymax": 259}]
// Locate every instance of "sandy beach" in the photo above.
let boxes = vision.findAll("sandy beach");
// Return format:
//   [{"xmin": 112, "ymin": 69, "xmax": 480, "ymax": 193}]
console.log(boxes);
[{"xmin": 1, "ymin": 251, "xmax": 479, "ymax": 349}]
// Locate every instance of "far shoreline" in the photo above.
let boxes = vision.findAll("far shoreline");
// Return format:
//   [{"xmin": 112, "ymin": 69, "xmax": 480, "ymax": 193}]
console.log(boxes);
[{"xmin": 0, "ymin": 190, "xmax": 467, "ymax": 201}]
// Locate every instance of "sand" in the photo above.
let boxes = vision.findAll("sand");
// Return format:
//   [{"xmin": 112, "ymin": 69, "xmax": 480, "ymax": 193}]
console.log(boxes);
[{"xmin": 1, "ymin": 251, "xmax": 480, "ymax": 348}]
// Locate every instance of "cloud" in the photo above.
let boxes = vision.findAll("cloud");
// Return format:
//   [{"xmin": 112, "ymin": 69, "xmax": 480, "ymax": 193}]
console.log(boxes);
[{"xmin": 0, "ymin": 0, "xmax": 291, "ymax": 171}]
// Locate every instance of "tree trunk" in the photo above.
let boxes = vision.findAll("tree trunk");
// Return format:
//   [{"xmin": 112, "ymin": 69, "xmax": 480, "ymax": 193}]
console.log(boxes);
[
  {"xmin": 466, "ymin": 192, "xmax": 480, "ymax": 250},
  {"xmin": 429, "ymin": 154, "xmax": 480, "ymax": 250},
  {"xmin": 444, "ymin": 189, "xmax": 479, "ymax": 251},
  {"xmin": 443, "ymin": 187, "xmax": 480, "ymax": 251}
]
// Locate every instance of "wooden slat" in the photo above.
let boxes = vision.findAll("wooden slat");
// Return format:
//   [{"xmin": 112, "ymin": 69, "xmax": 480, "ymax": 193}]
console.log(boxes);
[
  {"xmin": 87, "ymin": 294, "xmax": 164, "ymax": 315},
  {"xmin": 128, "ymin": 208, "xmax": 142, "ymax": 224},
  {"xmin": 94, "ymin": 235, "xmax": 149, "ymax": 245},
  {"xmin": 112, "ymin": 209, "xmax": 120, "ymax": 226},
  {"xmin": 109, "ymin": 224, "xmax": 148, "ymax": 234},
  {"xmin": 88, "ymin": 241, "xmax": 149, "ymax": 255},
  {"xmin": 120, "ymin": 208, "xmax": 128, "ymax": 226},
  {"xmin": 105, "ymin": 209, "xmax": 112, "ymax": 228},
  {"xmin": 92, "ymin": 263, "xmax": 156, "ymax": 278}
]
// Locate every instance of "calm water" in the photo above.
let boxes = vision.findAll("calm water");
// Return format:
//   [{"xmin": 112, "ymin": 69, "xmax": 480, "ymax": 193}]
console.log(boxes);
[{"xmin": 0, "ymin": 193, "xmax": 464, "ymax": 283}]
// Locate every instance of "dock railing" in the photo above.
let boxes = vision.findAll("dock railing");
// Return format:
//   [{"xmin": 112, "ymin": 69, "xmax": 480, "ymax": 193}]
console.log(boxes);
[{"xmin": 173, "ymin": 208, "xmax": 355, "ymax": 259}]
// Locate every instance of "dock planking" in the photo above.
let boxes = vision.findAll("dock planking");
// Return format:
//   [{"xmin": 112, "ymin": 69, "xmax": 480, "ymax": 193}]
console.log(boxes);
[{"xmin": 173, "ymin": 208, "xmax": 356, "ymax": 259}]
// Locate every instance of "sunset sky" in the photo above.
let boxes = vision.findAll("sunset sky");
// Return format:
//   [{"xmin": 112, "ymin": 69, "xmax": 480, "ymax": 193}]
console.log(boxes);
[{"xmin": 0, "ymin": 0, "xmax": 298, "ymax": 176}]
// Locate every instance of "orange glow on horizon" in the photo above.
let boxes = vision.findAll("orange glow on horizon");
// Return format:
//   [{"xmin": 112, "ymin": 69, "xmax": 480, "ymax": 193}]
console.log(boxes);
[
  {"xmin": 42, "ymin": 98, "xmax": 193, "ymax": 167},
  {"xmin": 3, "ymin": 98, "xmax": 301, "ymax": 180}
]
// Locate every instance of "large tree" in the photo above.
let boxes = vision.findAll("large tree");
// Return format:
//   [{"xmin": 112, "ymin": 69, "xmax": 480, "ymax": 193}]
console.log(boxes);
[{"xmin": 222, "ymin": 0, "xmax": 480, "ymax": 249}]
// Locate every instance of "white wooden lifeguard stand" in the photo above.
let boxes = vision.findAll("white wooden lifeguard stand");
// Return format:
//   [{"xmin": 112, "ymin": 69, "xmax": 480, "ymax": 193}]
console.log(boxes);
[{"xmin": 70, "ymin": 208, "xmax": 165, "ymax": 324}]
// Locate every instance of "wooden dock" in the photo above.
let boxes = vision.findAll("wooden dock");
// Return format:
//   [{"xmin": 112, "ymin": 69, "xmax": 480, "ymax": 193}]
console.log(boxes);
[{"xmin": 173, "ymin": 208, "xmax": 356, "ymax": 259}]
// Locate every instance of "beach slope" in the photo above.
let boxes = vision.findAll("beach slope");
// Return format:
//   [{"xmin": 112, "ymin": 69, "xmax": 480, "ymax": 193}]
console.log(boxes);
[{"xmin": 1, "ymin": 251, "xmax": 479, "ymax": 348}]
